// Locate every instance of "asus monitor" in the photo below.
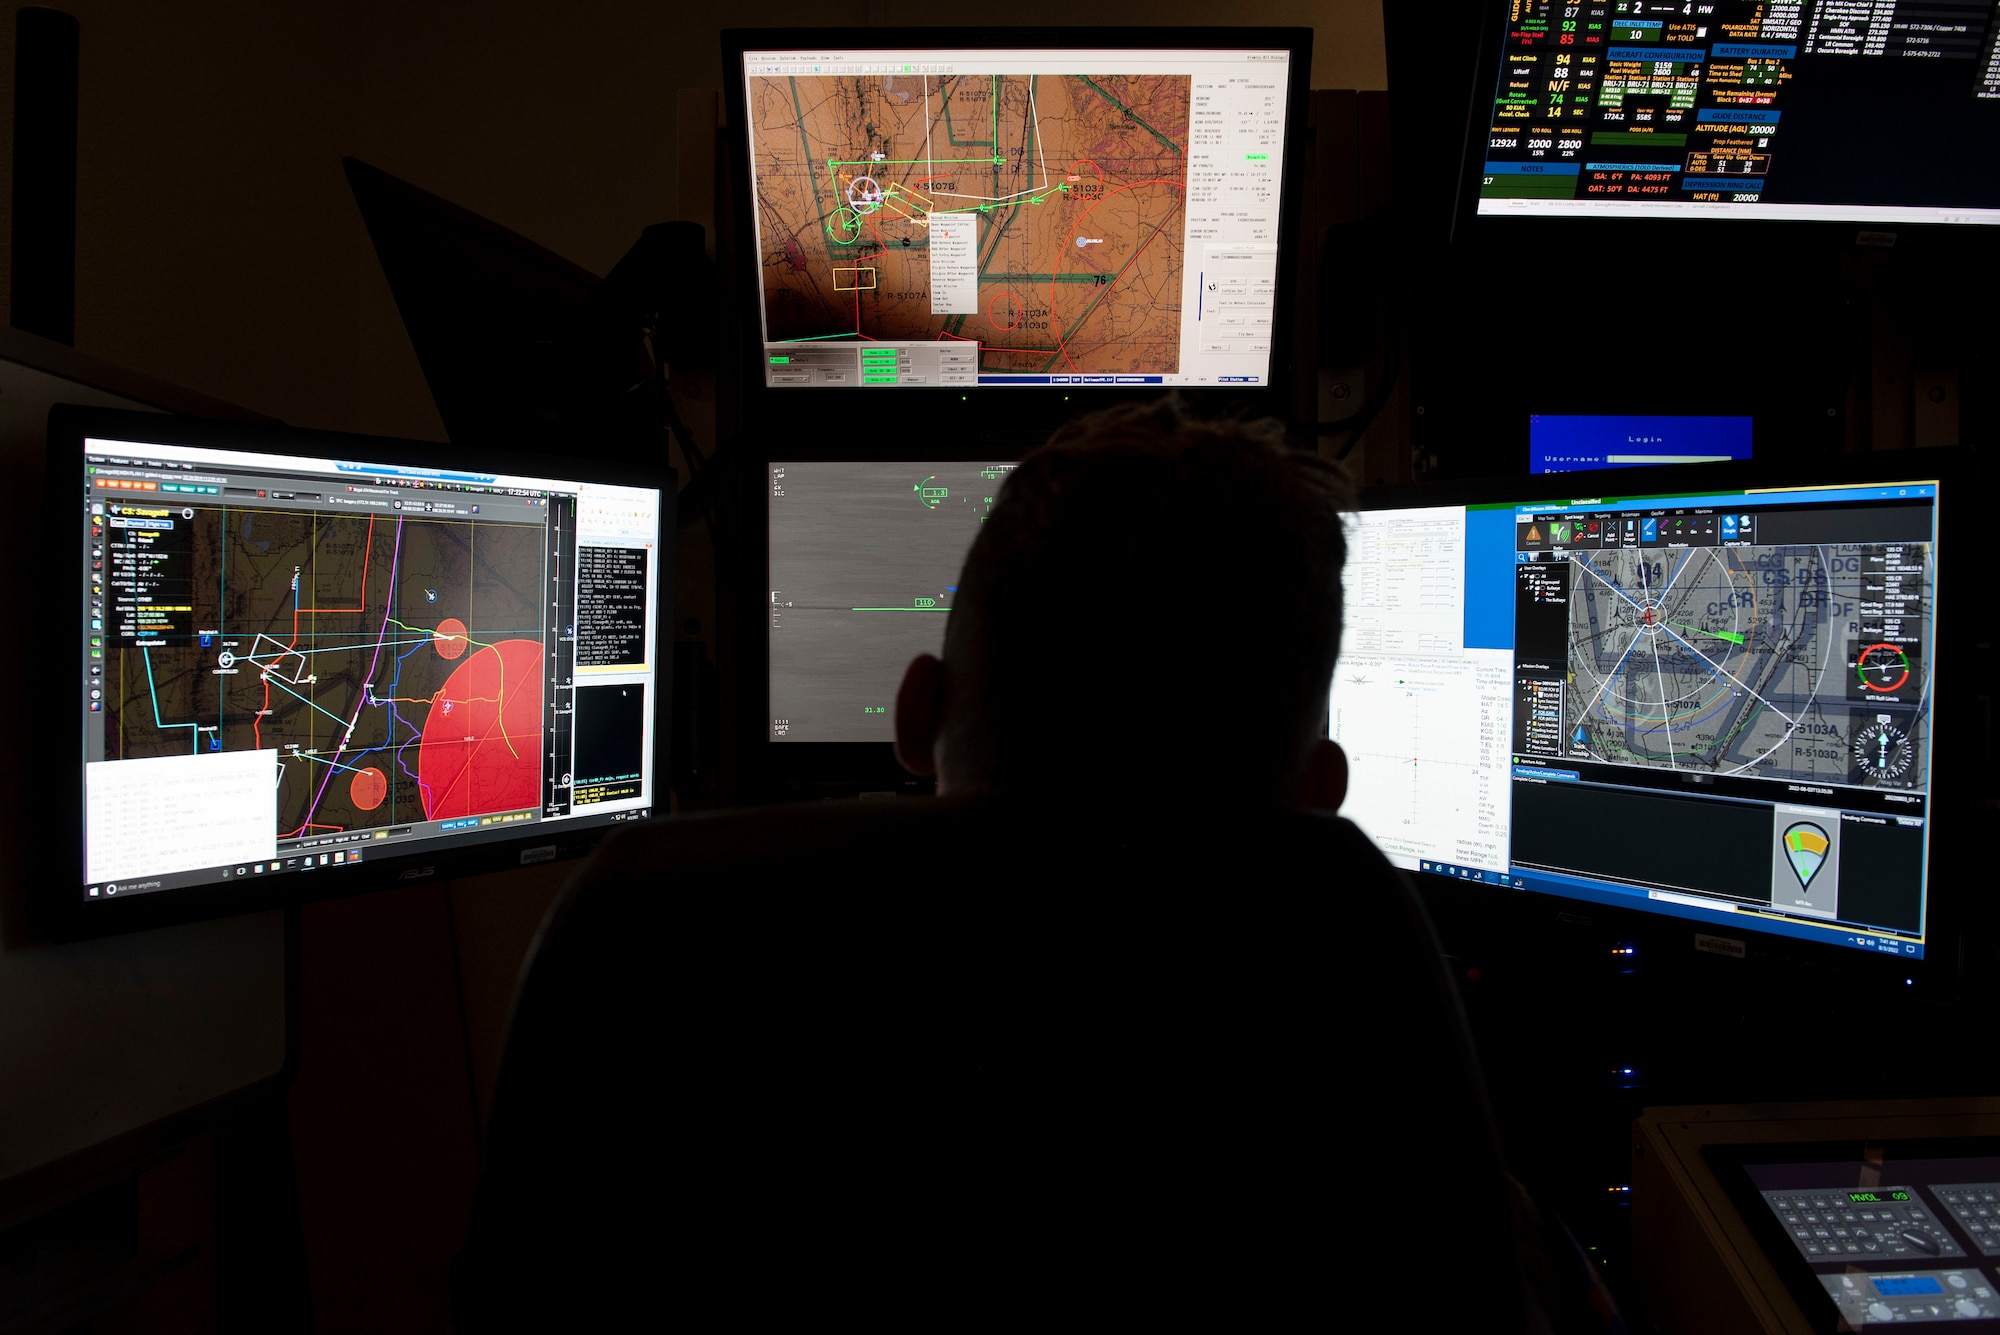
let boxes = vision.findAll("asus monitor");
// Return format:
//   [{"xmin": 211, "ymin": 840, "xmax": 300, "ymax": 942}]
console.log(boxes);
[{"xmin": 52, "ymin": 408, "xmax": 669, "ymax": 930}]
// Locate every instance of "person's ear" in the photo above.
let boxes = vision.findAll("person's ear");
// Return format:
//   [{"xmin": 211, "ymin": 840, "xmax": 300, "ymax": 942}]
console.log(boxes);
[
  {"xmin": 894, "ymin": 653, "xmax": 944, "ymax": 778},
  {"xmin": 1301, "ymin": 738, "xmax": 1348, "ymax": 812}
]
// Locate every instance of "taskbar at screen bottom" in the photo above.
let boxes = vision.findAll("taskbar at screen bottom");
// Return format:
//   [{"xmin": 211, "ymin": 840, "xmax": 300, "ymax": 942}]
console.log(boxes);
[
  {"xmin": 1416, "ymin": 860, "xmax": 1925, "ymax": 961},
  {"xmin": 765, "ymin": 374, "xmax": 1268, "ymax": 387},
  {"xmin": 82, "ymin": 806, "xmax": 652, "ymax": 902}
]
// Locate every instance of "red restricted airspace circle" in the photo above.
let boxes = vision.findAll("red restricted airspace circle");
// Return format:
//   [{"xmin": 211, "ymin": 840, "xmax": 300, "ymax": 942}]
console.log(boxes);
[
  {"xmin": 988, "ymin": 291, "xmax": 1023, "ymax": 331},
  {"xmin": 418, "ymin": 637, "xmax": 544, "ymax": 821},
  {"xmin": 434, "ymin": 617, "xmax": 469, "ymax": 660},
  {"xmin": 349, "ymin": 766, "xmax": 388, "ymax": 812}
]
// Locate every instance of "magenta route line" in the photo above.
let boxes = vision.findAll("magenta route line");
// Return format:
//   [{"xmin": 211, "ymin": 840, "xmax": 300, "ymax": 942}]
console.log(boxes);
[{"xmin": 292, "ymin": 517, "xmax": 405, "ymax": 835}]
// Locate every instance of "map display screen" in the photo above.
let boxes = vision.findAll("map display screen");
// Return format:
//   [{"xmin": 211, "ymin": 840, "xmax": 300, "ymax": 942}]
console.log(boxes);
[
  {"xmin": 1330, "ymin": 477, "xmax": 1940, "ymax": 959},
  {"xmin": 738, "ymin": 44, "xmax": 1293, "ymax": 388},
  {"xmin": 74, "ymin": 433, "xmax": 662, "ymax": 905},
  {"xmin": 1475, "ymin": 1, "xmax": 2000, "ymax": 225}
]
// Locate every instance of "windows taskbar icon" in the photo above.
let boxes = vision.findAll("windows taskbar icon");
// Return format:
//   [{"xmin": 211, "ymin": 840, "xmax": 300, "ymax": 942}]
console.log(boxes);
[{"xmin": 1422, "ymin": 861, "xmax": 1524, "ymax": 888}]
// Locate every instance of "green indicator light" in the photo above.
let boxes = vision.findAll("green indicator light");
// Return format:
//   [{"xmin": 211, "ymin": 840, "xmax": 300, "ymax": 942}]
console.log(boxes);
[{"xmin": 769, "ymin": 356, "xmax": 791, "ymax": 364}]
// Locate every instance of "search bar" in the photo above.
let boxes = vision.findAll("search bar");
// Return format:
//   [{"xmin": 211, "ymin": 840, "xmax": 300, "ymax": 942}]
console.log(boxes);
[{"xmin": 1649, "ymin": 890, "xmax": 1735, "ymax": 911}]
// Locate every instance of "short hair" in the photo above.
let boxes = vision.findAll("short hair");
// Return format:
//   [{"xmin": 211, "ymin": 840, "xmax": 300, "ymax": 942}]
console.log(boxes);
[{"xmin": 940, "ymin": 397, "xmax": 1352, "ymax": 800}]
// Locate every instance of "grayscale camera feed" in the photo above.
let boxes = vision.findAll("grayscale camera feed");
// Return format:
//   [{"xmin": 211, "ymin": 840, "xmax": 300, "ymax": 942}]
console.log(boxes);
[{"xmin": 768, "ymin": 461, "xmax": 1012, "ymax": 741}]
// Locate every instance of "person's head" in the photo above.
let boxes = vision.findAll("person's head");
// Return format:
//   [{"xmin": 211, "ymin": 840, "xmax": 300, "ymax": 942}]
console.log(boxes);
[{"xmin": 895, "ymin": 396, "xmax": 1353, "ymax": 807}]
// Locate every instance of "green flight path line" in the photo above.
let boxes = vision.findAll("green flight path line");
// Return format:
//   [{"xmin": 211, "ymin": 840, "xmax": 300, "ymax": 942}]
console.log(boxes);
[{"xmin": 1672, "ymin": 623, "xmax": 1746, "ymax": 645}]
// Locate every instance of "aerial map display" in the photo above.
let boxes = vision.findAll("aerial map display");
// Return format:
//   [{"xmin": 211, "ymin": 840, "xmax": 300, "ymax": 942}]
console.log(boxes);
[
  {"xmin": 745, "ymin": 70, "xmax": 1192, "ymax": 375},
  {"xmin": 1560, "ymin": 541, "xmax": 1931, "ymax": 790},
  {"xmin": 105, "ymin": 506, "xmax": 548, "ymax": 838}
]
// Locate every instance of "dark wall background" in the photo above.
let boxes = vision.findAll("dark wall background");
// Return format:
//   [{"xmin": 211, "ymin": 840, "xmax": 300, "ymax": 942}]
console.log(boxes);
[{"xmin": 0, "ymin": 0, "xmax": 1387, "ymax": 444}]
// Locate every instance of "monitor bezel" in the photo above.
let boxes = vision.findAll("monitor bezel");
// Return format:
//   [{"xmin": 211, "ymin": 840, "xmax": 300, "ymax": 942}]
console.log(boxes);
[
  {"xmin": 718, "ymin": 26, "xmax": 1315, "ymax": 439},
  {"xmin": 1353, "ymin": 451, "xmax": 1970, "ymax": 995},
  {"xmin": 45, "ymin": 406, "xmax": 673, "ymax": 937},
  {"xmin": 1449, "ymin": 0, "xmax": 2000, "ymax": 254}
]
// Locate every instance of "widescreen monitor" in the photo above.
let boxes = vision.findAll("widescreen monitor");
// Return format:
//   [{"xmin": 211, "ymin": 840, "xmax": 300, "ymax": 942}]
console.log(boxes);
[
  {"xmin": 728, "ymin": 29, "xmax": 1305, "ymax": 391},
  {"xmin": 1330, "ymin": 467, "xmax": 1941, "ymax": 962},
  {"xmin": 54, "ymin": 409, "xmax": 666, "ymax": 925},
  {"xmin": 1531, "ymin": 414, "xmax": 1754, "ymax": 473},
  {"xmin": 1471, "ymin": 0, "xmax": 2000, "ymax": 224}
]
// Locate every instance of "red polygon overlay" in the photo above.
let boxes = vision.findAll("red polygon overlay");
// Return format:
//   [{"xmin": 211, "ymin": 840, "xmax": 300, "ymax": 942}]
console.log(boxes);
[{"xmin": 418, "ymin": 637, "xmax": 544, "ymax": 820}]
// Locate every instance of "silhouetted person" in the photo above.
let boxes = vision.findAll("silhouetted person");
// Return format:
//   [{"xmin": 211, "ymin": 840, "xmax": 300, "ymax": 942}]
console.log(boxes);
[
  {"xmin": 458, "ymin": 398, "xmax": 1535, "ymax": 1332},
  {"xmin": 892, "ymin": 397, "xmax": 1352, "ymax": 808}
]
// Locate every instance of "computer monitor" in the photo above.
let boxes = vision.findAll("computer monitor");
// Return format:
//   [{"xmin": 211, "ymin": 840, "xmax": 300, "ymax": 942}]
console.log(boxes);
[
  {"xmin": 768, "ymin": 458, "xmax": 1000, "ymax": 743},
  {"xmin": 1330, "ymin": 461, "xmax": 1944, "ymax": 967},
  {"xmin": 725, "ymin": 28, "xmax": 1308, "ymax": 393},
  {"xmin": 1531, "ymin": 414, "xmax": 1754, "ymax": 473},
  {"xmin": 1469, "ymin": 0, "xmax": 2000, "ymax": 225},
  {"xmin": 52, "ymin": 408, "xmax": 669, "ymax": 929}
]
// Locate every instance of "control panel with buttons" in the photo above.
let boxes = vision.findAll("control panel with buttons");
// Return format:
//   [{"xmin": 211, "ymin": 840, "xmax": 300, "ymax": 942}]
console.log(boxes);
[
  {"xmin": 1817, "ymin": 1270, "xmax": 1999, "ymax": 1325},
  {"xmin": 1934, "ymin": 1185, "xmax": 2000, "ymax": 1258},
  {"xmin": 1761, "ymin": 1187, "xmax": 1965, "ymax": 1262}
]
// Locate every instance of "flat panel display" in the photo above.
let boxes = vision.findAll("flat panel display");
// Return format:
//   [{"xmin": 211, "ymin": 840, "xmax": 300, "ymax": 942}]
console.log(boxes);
[
  {"xmin": 71, "ymin": 427, "xmax": 663, "ymax": 906},
  {"xmin": 769, "ymin": 460, "xmax": 1002, "ymax": 741},
  {"xmin": 1531, "ymin": 413, "xmax": 1754, "ymax": 472},
  {"xmin": 1330, "ymin": 474, "xmax": 1940, "ymax": 959},
  {"xmin": 737, "ymin": 40, "xmax": 1295, "ymax": 388},
  {"xmin": 1474, "ymin": 1, "xmax": 2000, "ymax": 225}
]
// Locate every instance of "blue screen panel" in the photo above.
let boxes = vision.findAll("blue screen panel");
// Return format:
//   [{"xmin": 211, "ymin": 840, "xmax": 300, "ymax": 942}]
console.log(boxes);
[
  {"xmin": 1874, "ymin": 1277, "xmax": 1943, "ymax": 1296},
  {"xmin": 1529, "ymin": 415, "xmax": 1753, "ymax": 474}
]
